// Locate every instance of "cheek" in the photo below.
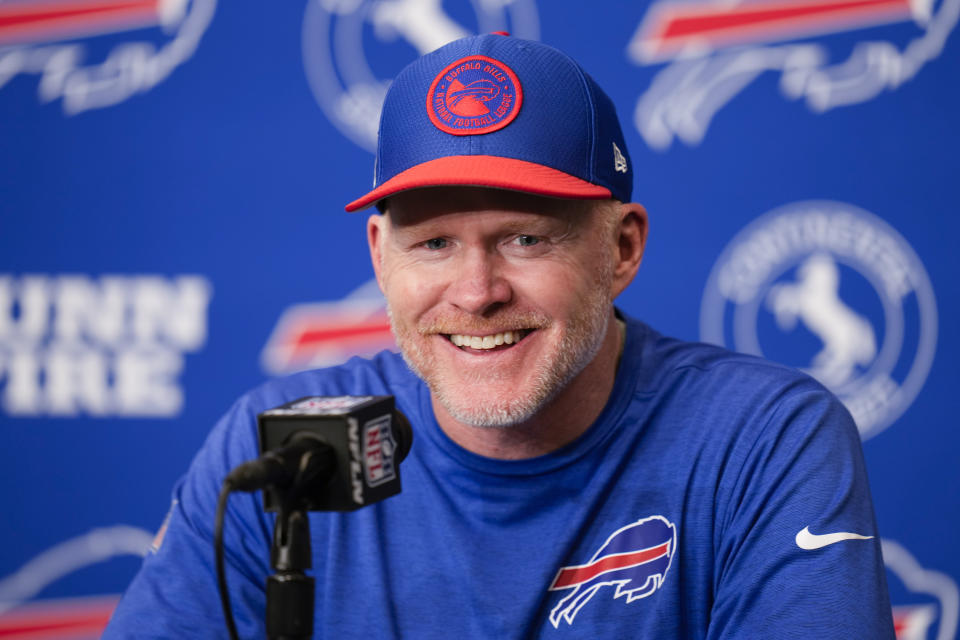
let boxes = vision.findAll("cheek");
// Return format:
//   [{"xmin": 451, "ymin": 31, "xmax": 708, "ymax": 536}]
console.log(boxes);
[
  {"xmin": 381, "ymin": 261, "xmax": 446, "ymax": 317},
  {"xmin": 510, "ymin": 261, "xmax": 599, "ymax": 312}
]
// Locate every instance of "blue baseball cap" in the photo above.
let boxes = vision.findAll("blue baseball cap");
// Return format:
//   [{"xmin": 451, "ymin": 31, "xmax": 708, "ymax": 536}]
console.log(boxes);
[{"xmin": 345, "ymin": 33, "xmax": 633, "ymax": 212}]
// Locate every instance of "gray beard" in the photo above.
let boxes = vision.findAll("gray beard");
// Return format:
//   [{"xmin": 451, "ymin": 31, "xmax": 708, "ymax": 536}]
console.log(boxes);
[{"xmin": 388, "ymin": 294, "xmax": 612, "ymax": 429}]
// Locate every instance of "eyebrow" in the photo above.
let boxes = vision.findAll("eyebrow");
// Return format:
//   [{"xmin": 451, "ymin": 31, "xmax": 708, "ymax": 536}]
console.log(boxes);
[{"xmin": 399, "ymin": 204, "xmax": 586, "ymax": 228}]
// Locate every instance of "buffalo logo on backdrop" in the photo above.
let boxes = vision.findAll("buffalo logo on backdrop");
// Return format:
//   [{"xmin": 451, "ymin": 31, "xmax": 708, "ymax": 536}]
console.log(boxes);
[
  {"xmin": 700, "ymin": 201, "xmax": 937, "ymax": 440},
  {"xmin": 0, "ymin": 0, "xmax": 216, "ymax": 114},
  {"xmin": 0, "ymin": 526, "xmax": 153, "ymax": 638},
  {"xmin": 625, "ymin": 0, "xmax": 958, "ymax": 148},
  {"xmin": 261, "ymin": 278, "xmax": 395, "ymax": 376},
  {"xmin": 301, "ymin": 0, "xmax": 539, "ymax": 151},
  {"xmin": 548, "ymin": 515, "xmax": 677, "ymax": 628},
  {"xmin": 882, "ymin": 539, "xmax": 959, "ymax": 640},
  {"xmin": 0, "ymin": 273, "xmax": 212, "ymax": 417}
]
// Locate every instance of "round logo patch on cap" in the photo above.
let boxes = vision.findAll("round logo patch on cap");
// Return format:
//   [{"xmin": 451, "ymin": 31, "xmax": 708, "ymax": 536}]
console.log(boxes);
[{"xmin": 427, "ymin": 55, "xmax": 523, "ymax": 136}]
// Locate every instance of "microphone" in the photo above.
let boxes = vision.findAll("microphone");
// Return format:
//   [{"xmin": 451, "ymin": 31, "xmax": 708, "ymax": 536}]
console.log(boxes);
[
  {"xmin": 216, "ymin": 396, "xmax": 413, "ymax": 639},
  {"xmin": 224, "ymin": 395, "xmax": 413, "ymax": 511}
]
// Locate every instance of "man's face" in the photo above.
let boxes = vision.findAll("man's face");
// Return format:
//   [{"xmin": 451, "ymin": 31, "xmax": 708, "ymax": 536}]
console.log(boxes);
[{"xmin": 368, "ymin": 187, "xmax": 625, "ymax": 428}]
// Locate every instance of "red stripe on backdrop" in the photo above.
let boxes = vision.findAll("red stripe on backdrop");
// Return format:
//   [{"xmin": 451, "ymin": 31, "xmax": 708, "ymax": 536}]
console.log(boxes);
[
  {"xmin": 292, "ymin": 321, "xmax": 394, "ymax": 349},
  {"xmin": 0, "ymin": 0, "xmax": 161, "ymax": 45},
  {"xmin": 658, "ymin": 0, "xmax": 910, "ymax": 39},
  {"xmin": 0, "ymin": 596, "xmax": 119, "ymax": 639}
]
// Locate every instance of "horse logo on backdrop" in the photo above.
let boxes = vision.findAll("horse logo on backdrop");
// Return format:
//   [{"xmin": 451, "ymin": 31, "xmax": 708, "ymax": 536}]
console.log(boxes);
[
  {"xmin": 626, "ymin": 0, "xmax": 959, "ymax": 149},
  {"xmin": 767, "ymin": 253, "xmax": 878, "ymax": 389},
  {"xmin": 700, "ymin": 201, "xmax": 937, "ymax": 440},
  {"xmin": 548, "ymin": 516, "xmax": 677, "ymax": 627},
  {"xmin": 0, "ymin": 0, "xmax": 216, "ymax": 114},
  {"xmin": 882, "ymin": 539, "xmax": 959, "ymax": 640},
  {"xmin": 261, "ymin": 278, "xmax": 396, "ymax": 376},
  {"xmin": 301, "ymin": 0, "xmax": 539, "ymax": 152}
]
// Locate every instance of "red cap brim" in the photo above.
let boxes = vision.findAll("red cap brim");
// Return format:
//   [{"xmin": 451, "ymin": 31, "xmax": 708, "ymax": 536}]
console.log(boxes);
[{"xmin": 344, "ymin": 155, "xmax": 612, "ymax": 212}]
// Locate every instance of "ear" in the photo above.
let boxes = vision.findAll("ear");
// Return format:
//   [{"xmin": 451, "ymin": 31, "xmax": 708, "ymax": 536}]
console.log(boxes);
[
  {"xmin": 367, "ymin": 213, "xmax": 387, "ymax": 293},
  {"xmin": 611, "ymin": 202, "xmax": 648, "ymax": 298}
]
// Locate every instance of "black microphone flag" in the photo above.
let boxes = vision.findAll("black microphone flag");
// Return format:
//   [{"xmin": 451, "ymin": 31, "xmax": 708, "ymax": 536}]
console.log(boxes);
[{"xmin": 226, "ymin": 395, "xmax": 413, "ymax": 512}]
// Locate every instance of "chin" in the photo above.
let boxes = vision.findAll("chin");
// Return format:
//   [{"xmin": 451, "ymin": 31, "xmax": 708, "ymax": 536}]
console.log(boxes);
[
  {"xmin": 411, "ymin": 326, "xmax": 607, "ymax": 429},
  {"xmin": 436, "ymin": 390, "xmax": 547, "ymax": 429}
]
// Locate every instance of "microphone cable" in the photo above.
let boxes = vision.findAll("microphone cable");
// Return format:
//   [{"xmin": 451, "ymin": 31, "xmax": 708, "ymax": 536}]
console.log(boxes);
[
  {"xmin": 215, "ymin": 481, "xmax": 241, "ymax": 640},
  {"xmin": 214, "ymin": 434, "xmax": 333, "ymax": 640}
]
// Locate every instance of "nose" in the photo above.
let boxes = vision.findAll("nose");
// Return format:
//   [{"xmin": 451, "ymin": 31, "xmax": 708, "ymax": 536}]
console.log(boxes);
[{"xmin": 446, "ymin": 247, "xmax": 512, "ymax": 315}]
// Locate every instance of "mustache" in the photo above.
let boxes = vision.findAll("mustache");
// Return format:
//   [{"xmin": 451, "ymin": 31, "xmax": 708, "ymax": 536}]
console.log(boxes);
[{"xmin": 416, "ymin": 311, "xmax": 551, "ymax": 336}]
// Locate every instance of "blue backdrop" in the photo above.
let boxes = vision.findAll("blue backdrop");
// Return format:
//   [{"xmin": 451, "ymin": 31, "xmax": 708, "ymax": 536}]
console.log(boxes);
[{"xmin": 1, "ymin": 0, "xmax": 956, "ymax": 637}]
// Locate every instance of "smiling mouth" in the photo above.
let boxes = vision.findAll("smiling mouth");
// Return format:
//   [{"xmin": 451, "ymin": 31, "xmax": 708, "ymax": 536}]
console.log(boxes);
[{"xmin": 446, "ymin": 329, "xmax": 533, "ymax": 351}]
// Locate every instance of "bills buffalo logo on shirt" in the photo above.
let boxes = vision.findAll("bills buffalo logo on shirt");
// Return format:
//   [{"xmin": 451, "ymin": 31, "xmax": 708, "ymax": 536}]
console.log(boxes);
[
  {"xmin": 626, "ymin": 0, "xmax": 957, "ymax": 148},
  {"xmin": 0, "ymin": 0, "xmax": 216, "ymax": 114},
  {"xmin": 301, "ymin": 0, "xmax": 540, "ymax": 152},
  {"xmin": 427, "ymin": 55, "xmax": 522, "ymax": 135},
  {"xmin": 548, "ymin": 515, "xmax": 678, "ymax": 627}
]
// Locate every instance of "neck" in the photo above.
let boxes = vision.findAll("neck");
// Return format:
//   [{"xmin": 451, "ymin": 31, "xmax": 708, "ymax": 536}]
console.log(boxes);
[{"xmin": 431, "ymin": 310, "xmax": 625, "ymax": 460}]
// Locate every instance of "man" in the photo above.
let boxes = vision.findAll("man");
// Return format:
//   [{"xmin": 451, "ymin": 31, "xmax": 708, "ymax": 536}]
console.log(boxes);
[{"xmin": 105, "ymin": 34, "xmax": 894, "ymax": 638}]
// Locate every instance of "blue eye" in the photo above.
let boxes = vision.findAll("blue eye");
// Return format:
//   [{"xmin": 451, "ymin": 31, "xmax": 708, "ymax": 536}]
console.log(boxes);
[
  {"xmin": 516, "ymin": 235, "xmax": 540, "ymax": 247},
  {"xmin": 424, "ymin": 238, "xmax": 448, "ymax": 250}
]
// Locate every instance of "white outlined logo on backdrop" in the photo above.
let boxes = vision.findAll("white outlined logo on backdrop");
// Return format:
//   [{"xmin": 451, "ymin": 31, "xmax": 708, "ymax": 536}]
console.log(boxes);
[
  {"xmin": 0, "ymin": 0, "xmax": 216, "ymax": 114},
  {"xmin": 302, "ymin": 0, "xmax": 540, "ymax": 152},
  {"xmin": 0, "ymin": 526, "xmax": 152, "ymax": 636},
  {"xmin": 626, "ymin": 0, "xmax": 959, "ymax": 149},
  {"xmin": 700, "ymin": 201, "xmax": 937, "ymax": 439}
]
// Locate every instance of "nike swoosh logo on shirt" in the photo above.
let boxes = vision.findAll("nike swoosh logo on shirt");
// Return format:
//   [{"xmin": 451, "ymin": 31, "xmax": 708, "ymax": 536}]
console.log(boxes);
[{"xmin": 795, "ymin": 526, "xmax": 874, "ymax": 550}]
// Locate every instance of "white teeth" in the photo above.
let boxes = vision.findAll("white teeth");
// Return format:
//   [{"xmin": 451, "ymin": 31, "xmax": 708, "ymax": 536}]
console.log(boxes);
[{"xmin": 449, "ymin": 330, "xmax": 527, "ymax": 350}]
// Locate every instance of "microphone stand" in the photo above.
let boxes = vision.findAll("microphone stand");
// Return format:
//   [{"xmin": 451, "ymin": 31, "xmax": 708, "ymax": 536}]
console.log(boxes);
[
  {"xmin": 264, "ymin": 446, "xmax": 336, "ymax": 640},
  {"xmin": 267, "ymin": 504, "xmax": 313, "ymax": 640}
]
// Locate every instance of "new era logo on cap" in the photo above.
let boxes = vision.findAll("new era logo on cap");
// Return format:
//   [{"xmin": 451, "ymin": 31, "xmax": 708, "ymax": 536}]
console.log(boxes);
[
  {"xmin": 614, "ymin": 142, "xmax": 628, "ymax": 173},
  {"xmin": 345, "ymin": 33, "xmax": 634, "ymax": 212}
]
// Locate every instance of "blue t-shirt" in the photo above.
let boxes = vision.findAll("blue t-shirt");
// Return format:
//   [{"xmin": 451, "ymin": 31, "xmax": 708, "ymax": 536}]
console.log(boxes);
[{"xmin": 104, "ymin": 315, "xmax": 894, "ymax": 638}]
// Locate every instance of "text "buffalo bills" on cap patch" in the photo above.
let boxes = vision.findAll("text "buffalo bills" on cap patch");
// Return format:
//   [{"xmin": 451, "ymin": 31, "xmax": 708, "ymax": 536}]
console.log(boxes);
[{"xmin": 427, "ymin": 55, "xmax": 523, "ymax": 136}]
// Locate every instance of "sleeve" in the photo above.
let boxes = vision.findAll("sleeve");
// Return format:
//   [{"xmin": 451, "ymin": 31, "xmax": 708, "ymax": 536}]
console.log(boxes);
[
  {"xmin": 102, "ymin": 396, "xmax": 274, "ymax": 639},
  {"xmin": 707, "ymin": 378, "xmax": 895, "ymax": 639}
]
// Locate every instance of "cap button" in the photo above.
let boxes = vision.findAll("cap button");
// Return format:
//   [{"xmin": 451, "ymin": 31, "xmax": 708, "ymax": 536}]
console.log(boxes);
[{"xmin": 490, "ymin": 31, "xmax": 510, "ymax": 36}]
